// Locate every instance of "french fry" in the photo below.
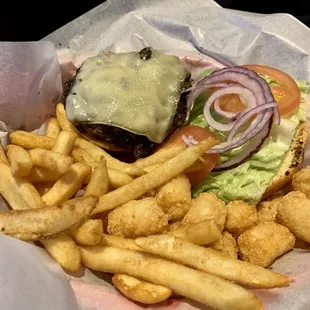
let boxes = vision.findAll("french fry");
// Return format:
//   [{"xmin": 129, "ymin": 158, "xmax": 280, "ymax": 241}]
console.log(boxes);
[
  {"xmin": 28, "ymin": 148, "xmax": 73, "ymax": 175},
  {"xmin": 0, "ymin": 196, "xmax": 98, "ymax": 241},
  {"xmin": 85, "ymin": 158, "xmax": 109, "ymax": 197},
  {"xmin": 35, "ymin": 182, "xmax": 54, "ymax": 196},
  {"xmin": 0, "ymin": 162, "xmax": 31, "ymax": 210},
  {"xmin": 135, "ymin": 144, "xmax": 186, "ymax": 168},
  {"xmin": 185, "ymin": 156, "xmax": 209, "ymax": 173},
  {"xmin": 56, "ymin": 103, "xmax": 78, "ymax": 133},
  {"xmin": 100, "ymin": 234, "xmax": 141, "ymax": 251},
  {"xmin": 80, "ymin": 246, "xmax": 263, "ymax": 310},
  {"xmin": 71, "ymin": 147, "xmax": 98, "ymax": 169},
  {"xmin": 41, "ymin": 234, "xmax": 81, "ymax": 272},
  {"xmin": 92, "ymin": 138, "xmax": 219, "ymax": 215},
  {"xmin": 45, "ymin": 117, "xmax": 61, "ymax": 138},
  {"xmin": 167, "ymin": 220, "xmax": 222, "ymax": 245},
  {"xmin": 72, "ymin": 148, "xmax": 127, "ymax": 188},
  {"xmin": 17, "ymin": 179, "xmax": 46, "ymax": 209},
  {"xmin": 0, "ymin": 162, "xmax": 44, "ymax": 209},
  {"xmin": 135, "ymin": 235, "xmax": 291, "ymax": 289},
  {"xmin": 0, "ymin": 141, "xmax": 9, "ymax": 165},
  {"xmin": 112, "ymin": 274, "xmax": 172, "ymax": 304},
  {"xmin": 143, "ymin": 164, "xmax": 160, "ymax": 173},
  {"xmin": 74, "ymin": 137, "xmax": 146, "ymax": 177},
  {"xmin": 6, "ymin": 144, "xmax": 33, "ymax": 177},
  {"xmin": 42, "ymin": 162, "xmax": 91, "ymax": 206},
  {"xmin": 69, "ymin": 219, "xmax": 103, "ymax": 246},
  {"xmin": 108, "ymin": 169, "xmax": 133, "ymax": 189},
  {"xmin": 52, "ymin": 130, "xmax": 77, "ymax": 155},
  {"xmin": 10, "ymin": 131, "xmax": 55, "ymax": 150},
  {"xmin": 27, "ymin": 167, "xmax": 62, "ymax": 183}
]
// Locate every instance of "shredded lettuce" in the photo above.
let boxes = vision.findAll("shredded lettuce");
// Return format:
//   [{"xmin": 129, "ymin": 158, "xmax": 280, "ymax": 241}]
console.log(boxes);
[{"xmin": 190, "ymin": 77, "xmax": 308, "ymax": 205}]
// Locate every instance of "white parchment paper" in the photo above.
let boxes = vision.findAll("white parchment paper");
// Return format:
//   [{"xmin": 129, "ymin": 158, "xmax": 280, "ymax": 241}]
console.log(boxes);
[
  {"xmin": 0, "ymin": 0, "xmax": 310, "ymax": 309},
  {"xmin": 0, "ymin": 235, "xmax": 79, "ymax": 310}
]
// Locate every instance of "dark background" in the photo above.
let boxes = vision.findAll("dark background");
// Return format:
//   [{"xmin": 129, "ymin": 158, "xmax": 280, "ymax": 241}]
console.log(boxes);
[{"xmin": 0, "ymin": 0, "xmax": 309, "ymax": 41}]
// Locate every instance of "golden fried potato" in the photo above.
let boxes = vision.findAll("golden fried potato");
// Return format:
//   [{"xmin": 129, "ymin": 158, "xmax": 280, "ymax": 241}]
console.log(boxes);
[
  {"xmin": 69, "ymin": 219, "xmax": 103, "ymax": 246},
  {"xmin": 6, "ymin": 145, "xmax": 33, "ymax": 177},
  {"xmin": 112, "ymin": 274, "xmax": 172, "ymax": 304},
  {"xmin": 80, "ymin": 245, "xmax": 263, "ymax": 310},
  {"xmin": 40, "ymin": 234, "xmax": 81, "ymax": 272},
  {"xmin": 183, "ymin": 193, "xmax": 227, "ymax": 231},
  {"xmin": 156, "ymin": 173, "xmax": 192, "ymax": 220},
  {"xmin": 257, "ymin": 197, "xmax": 281, "ymax": 223},
  {"xmin": 276, "ymin": 191, "xmax": 310, "ymax": 243},
  {"xmin": 210, "ymin": 231, "xmax": 238, "ymax": 260},
  {"xmin": 45, "ymin": 117, "xmax": 61, "ymax": 138},
  {"xmin": 92, "ymin": 138, "xmax": 218, "ymax": 215},
  {"xmin": 237, "ymin": 222, "xmax": 295, "ymax": 267},
  {"xmin": 135, "ymin": 234, "xmax": 291, "ymax": 288},
  {"xmin": 292, "ymin": 166, "xmax": 310, "ymax": 199},
  {"xmin": 225, "ymin": 201, "xmax": 258, "ymax": 237},
  {"xmin": 107, "ymin": 197, "xmax": 169, "ymax": 238}
]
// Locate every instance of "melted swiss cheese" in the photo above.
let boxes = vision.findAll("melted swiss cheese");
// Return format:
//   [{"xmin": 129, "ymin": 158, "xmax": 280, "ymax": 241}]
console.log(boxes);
[{"xmin": 65, "ymin": 49, "xmax": 189, "ymax": 143}]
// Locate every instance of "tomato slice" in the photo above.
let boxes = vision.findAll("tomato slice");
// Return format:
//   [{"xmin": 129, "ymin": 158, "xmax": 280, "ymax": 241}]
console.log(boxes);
[
  {"xmin": 209, "ymin": 65, "xmax": 300, "ymax": 117},
  {"xmin": 243, "ymin": 65, "xmax": 300, "ymax": 116},
  {"xmin": 216, "ymin": 93, "xmax": 246, "ymax": 114},
  {"xmin": 162, "ymin": 126, "xmax": 220, "ymax": 186}
]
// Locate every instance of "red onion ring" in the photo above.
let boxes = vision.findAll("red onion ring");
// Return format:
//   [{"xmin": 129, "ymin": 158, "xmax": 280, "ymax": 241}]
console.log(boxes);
[
  {"xmin": 203, "ymin": 85, "xmax": 258, "ymax": 132},
  {"xmin": 227, "ymin": 102, "xmax": 277, "ymax": 141},
  {"xmin": 186, "ymin": 66, "xmax": 280, "ymax": 169},
  {"xmin": 182, "ymin": 135, "xmax": 198, "ymax": 147},
  {"xmin": 213, "ymin": 118, "xmax": 273, "ymax": 171},
  {"xmin": 206, "ymin": 66, "xmax": 280, "ymax": 124}
]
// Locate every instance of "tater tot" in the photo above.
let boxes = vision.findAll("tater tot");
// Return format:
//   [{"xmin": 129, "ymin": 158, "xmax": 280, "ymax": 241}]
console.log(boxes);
[
  {"xmin": 276, "ymin": 191, "xmax": 310, "ymax": 243},
  {"xmin": 210, "ymin": 231, "xmax": 238, "ymax": 260},
  {"xmin": 183, "ymin": 193, "xmax": 227, "ymax": 231},
  {"xmin": 156, "ymin": 173, "xmax": 192, "ymax": 220},
  {"xmin": 225, "ymin": 201, "xmax": 258, "ymax": 237},
  {"xmin": 257, "ymin": 197, "xmax": 281, "ymax": 224},
  {"xmin": 292, "ymin": 166, "xmax": 310, "ymax": 199},
  {"xmin": 107, "ymin": 197, "xmax": 169, "ymax": 238},
  {"xmin": 237, "ymin": 222, "xmax": 295, "ymax": 267}
]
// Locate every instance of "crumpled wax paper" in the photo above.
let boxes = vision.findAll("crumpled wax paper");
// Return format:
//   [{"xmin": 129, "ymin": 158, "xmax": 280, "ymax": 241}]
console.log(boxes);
[
  {"xmin": 0, "ymin": 234, "xmax": 79, "ymax": 310},
  {"xmin": 0, "ymin": 0, "xmax": 310, "ymax": 309},
  {"xmin": 0, "ymin": 41, "xmax": 80, "ymax": 310}
]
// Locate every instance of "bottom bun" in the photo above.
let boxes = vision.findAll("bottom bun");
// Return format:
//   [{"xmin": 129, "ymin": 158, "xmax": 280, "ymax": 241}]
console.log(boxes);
[{"xmin": 262, "ymin": 122, "xmax": 309, "ymax": 200}]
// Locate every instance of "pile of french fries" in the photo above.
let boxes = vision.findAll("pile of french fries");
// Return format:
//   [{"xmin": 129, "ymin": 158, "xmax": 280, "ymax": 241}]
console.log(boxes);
[{"xmin": 0, "ymin": 103, "xmax": 293, "ymax": 310}]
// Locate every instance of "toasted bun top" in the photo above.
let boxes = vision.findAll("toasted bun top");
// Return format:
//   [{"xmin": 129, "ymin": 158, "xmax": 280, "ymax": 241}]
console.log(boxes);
[{"xmin": 262, "ymin": 121, "xmax": 309, "ymax": 200}]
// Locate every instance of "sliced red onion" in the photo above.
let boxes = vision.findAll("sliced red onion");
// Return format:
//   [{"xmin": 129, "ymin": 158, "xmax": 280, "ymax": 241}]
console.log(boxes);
[
  {"xmin": 213, "ymin": 94, "xmax": 248, "ymax": 119},
  {"xmin": 213, "ymin": 119, "xmax": 273, "ymax": 171},
  {"xmin": 206, "ymin": 66, "xmax": 280, "ymax": 125},
  {"xmin": 239, "ymin": 95, "xmax": 247, "ymax": 105},
  {"xmin": 182, "ymin": 135, "xmax": 195, "ymax": 147},
  {"xmin": 189, "ymin": 43, "xmax": 236, "ymax": 68},
  {"xmin": 207, "ymin": 103, "xmax": 276, "ymax": 154},
  {"xmin": 187, "ymin": 66, "xmax": 279, "ymax": 159},
  {"xmin": 227, "ymin": 102, "xmax": 277, "ymax": 141},
  {"xmin": 181, "ymin": 57, "xmax": 215, "ymax": 68},
  {"xmin": 203, "ymin": 85, "xmax": 257, "ymax": 132}
]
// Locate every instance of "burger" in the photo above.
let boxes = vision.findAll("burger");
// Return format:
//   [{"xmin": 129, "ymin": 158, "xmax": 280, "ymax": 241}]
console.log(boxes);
[
  {"xmin": 63, "ymin": 47, "xmax": 309, "ymax": 205},
  {"xmin": 63, "ymin": 47, "xmax": 191, "ymax": 158}
]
